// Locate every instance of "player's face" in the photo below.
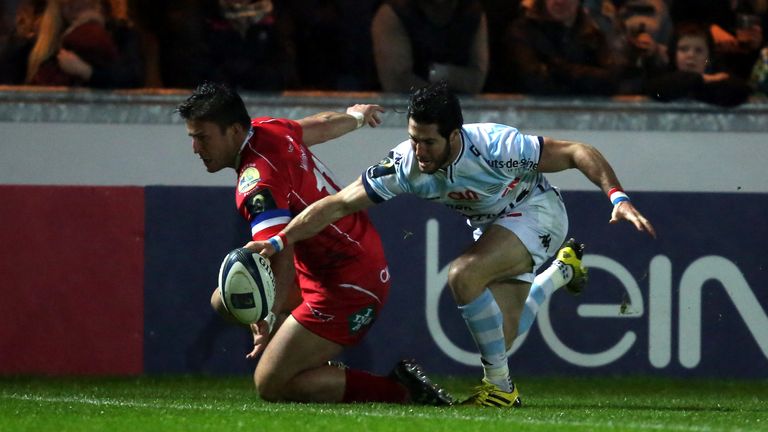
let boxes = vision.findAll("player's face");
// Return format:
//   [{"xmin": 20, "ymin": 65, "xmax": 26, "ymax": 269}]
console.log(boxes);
[
  {"xmin": 186, "ymin": 120, "xmax": 240, "ymax": 173},
  {"xmin": 408, "ymin": 119, "xmax": 457, "ymax": 174},
  {"xmin": 676, "ymin": 35, "xmax": 709, "ymax": 74}
]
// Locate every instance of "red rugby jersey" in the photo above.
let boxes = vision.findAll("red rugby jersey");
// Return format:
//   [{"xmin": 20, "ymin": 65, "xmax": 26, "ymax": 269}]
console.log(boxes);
[{"xmin": 234, "ymin": 117, "xmax": 385, "ymax": 276}]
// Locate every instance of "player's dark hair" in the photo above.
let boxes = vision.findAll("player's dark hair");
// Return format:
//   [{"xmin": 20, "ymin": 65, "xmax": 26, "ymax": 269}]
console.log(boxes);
[
  {"xmin": 407, "ymin": 81, "xmax": 464, "ymax": 140},
  {"xmin": 176, "ymin": 82, "xmax": 251, "ymax": 133}
]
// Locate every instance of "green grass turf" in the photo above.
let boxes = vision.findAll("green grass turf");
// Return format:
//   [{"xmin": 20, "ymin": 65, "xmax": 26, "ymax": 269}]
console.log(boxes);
[{"xmin": 1, "ymin": 375, "xmax": 766, "ymax": 432}]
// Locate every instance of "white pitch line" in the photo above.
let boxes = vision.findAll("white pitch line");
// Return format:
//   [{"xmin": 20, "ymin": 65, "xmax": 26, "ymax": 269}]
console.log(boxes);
[{"xmin": 0, "ymin": 392, "xmax": 736, "ymax": 432}]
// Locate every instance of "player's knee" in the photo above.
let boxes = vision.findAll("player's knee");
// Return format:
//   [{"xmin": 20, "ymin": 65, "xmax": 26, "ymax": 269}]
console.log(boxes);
[
  {"xmin": 447, "ymin": 256, "xmax": 485, "ymax": 303},
  {"xmin": 254, "ymin": 365, "xmax": 286, "ymax": 402}
]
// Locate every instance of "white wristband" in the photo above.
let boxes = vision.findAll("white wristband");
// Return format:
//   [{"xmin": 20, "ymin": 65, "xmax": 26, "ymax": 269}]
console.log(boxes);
[
  {"xmin": 349, "ymin": 111, "xmax": 365, "ymax": 129},
  {"xmin": 263, "ymin": 311, "xmax": 276, "ymax": 334}
]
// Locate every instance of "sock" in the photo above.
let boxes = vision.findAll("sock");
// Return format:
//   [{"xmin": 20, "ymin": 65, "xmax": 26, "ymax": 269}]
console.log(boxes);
[
  {"xmin": 342, "ymin": 368, "xmax": 409, "ymax": 403},
  {"xmin": 517, "ymin": 260, "xmax": 573, "ymax": 337},
  {"xmin": 458, "ymin": 289, "xmax": 511, "ymax": 392}
]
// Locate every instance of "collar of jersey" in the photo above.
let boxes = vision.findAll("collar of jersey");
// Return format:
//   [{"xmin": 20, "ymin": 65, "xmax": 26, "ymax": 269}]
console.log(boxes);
[
  {"xmin": 442, "ymin": 128, "xmax": 466, "ymax": 181},
  {"xmin": 235, "ymin": 126, "xmax": 255, "ymax": 170}
]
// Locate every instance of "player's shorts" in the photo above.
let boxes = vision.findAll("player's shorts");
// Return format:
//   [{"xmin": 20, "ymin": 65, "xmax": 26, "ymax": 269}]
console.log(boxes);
[
  {"xmin": 291, "ymin": 261, "xmax": 391, "ymax": 346},
  {"xmin": 472, "ymin": 186, "xmax": 568, "ymax": 284}
]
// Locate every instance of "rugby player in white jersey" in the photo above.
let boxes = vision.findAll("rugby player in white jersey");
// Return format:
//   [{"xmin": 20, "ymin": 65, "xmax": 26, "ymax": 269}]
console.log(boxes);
[{"xmin": 246, "ymin": 82, "xmax": 656, "ymax": 408}]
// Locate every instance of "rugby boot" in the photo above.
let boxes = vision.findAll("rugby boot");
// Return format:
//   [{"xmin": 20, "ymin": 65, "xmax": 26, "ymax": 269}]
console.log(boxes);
[
  {"xmin": 556, "ymin": 238, "xmax": 588, "ymax": 295},
  {"xmin": 461, "ymin": 378, "xmax": 522, "ymax": 408},
  {"xmin": 389, "ymin": 359, "xmax": 455, "ymax": 406}
]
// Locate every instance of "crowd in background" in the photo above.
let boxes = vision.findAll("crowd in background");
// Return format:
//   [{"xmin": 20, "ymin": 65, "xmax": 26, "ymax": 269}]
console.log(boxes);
[{"xmin": 0, "ymin": 0, "xmax": 767, "ymax": 106}]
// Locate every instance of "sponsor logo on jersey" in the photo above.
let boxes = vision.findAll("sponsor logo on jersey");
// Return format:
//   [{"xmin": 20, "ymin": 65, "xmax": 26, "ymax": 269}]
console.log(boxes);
[
  {"xmin": 485, "ymin": 158, "xmax": 538, "ymax": 171},
  {"xmin": 447, "ymin": 189, "xmax": 480, "ymax": 201},
  {"xmin": 349, "ymin": 305, "xmax": 376, "ymax": 334},
  {"xmin": 238, "ymin": 167, "xmax": 261, "ymax": 194}
]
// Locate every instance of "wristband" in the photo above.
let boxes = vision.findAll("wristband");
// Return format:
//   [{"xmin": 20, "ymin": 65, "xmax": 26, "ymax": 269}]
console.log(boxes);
[
  {"xmin": 608, "ymin": 187, "xmax": 630, "ymax": 205},
  {"xmin": 267, "ymin": 232, "xmax": 288, "ymax": 253},
  {"xmin": 349, "ymin": 111, "xmax": 365, "ymax": 129},
  {"xmin": 263, "ymin": 311, "xmax": 276, "ymax": 334}
]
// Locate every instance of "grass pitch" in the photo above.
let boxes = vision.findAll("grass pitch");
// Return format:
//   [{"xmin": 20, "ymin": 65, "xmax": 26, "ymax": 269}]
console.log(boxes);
[{"xmin": 1, "ymin": 375, "xmax": 766, "ymax": 432}]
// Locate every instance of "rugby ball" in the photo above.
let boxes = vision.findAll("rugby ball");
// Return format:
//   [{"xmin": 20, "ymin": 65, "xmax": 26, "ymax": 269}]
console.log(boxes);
[{"xmin": 218, "ymin": 248, "xmax": 276, "ymax": 325}]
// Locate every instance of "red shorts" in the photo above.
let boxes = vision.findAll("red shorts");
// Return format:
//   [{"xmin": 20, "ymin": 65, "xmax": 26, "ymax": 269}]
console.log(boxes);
[{"xmin": 291, "ymin": 262, "xmax": 391, "ymax": 346}]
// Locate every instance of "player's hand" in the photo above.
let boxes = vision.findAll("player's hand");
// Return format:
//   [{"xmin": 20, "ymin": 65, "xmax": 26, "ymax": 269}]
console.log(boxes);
[
  {"xmin": 610, "ymin": 201, "xmax": 657, "ymax": 238},
  {"xmin": 630, "ymin": 32, "xmax": 657, "ymax": 57},
  {"xmin": 57, "ymin": 49, "xmax": 93, "ymax": 80},
  {"xmin": 710, "ymin": 24, "xmax": 740, "ymax": 53},
  {"xmin": 245, "ymin": 320, "xmax": 271, "ymax": 359},
  {"xmin": 244, "ymin": 239, "xmax": 276, "ymax": 257},
  {"xmin": 346, "ymin": 104, "xmax": 385, "ymax": 128},
  {"xmin": 703, "ymin": 72, "xmax": 730, "ymax": 83}
]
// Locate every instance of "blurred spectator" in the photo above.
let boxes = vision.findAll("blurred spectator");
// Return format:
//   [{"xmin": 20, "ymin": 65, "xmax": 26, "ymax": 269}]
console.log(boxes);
[
  {"xmin": 616, "ymin": 0, "xmax": 672, "ymax": 93},
  {"xmin": 500, "ymin": 0, "xmax": 622, "ymax": 95},
  {"xmin": 670, "ymin": 0, "xmax": 764, "ymax": 79},
  {"xmin": 371, "ymin": 0, "xmax": 489, "ymax": 94},
  {"xmin": 645, "ymin": 22, "xmax": 752, "ymax": 107},
  {"xmin": 278, "ymin": 0, "xmax": 379, "ymax": 91},
  {"xmin": 132, "ymin": 0, "xmax": 303, "ymax": 90},
  {"xmin": 480, "ymin": 0, "xmax": 523, "ymax": 92},
  {"xmin": 1, "ymin": 1, "xmax": 8, "ymax": 47},
  {"xmin": 0, "ymin": 0, "xmax": 46, "ymax": 83},
  {"xmin": 0, "ymin": 0, "xmax": 144, "ymax": 87},
  {"xmin": 583, "ymin": 0, "xmax": 619, "ymax": 39},
  {"xmin": 202, "ymin": 0, "xmax": 298, "ymax": 91},
  {"xmin": 130, "ymin": 0, "xmax": 214, "ymax": 88},
  {"xmin": 750, "ymin": 46, "xmax": 768, "ymax": 94}
]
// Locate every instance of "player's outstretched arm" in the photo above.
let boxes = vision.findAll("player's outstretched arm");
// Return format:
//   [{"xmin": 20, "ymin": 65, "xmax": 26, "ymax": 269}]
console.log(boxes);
[
  {"xmin": 245, "ymin": 177, "xmax": 376, "ymax": 256},
  {"xmin": 298, "ymin": 104, "xmax": 385, "ymax": 146},
  {"xmin": 538, "ymin": 137, "xmax": 657, "ymax": 238}
]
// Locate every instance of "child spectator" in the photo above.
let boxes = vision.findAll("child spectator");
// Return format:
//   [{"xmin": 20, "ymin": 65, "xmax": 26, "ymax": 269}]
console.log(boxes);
[
  {"xmin": 645, "ymin": 22, "xmax": 752, "ymax": 107},
  {"xmin": 670, "ymin": 0, "xmax": 764, "ymax": 80}
]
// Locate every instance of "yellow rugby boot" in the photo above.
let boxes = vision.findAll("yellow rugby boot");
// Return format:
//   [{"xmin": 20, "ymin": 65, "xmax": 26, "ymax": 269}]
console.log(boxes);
[
  {"xmin": 462, "ymin": 379, "xmax": 522, "ymax": 408},
  {"xmin": 556, "ymin": 238, "xmax": 588, "ymax": 295}
]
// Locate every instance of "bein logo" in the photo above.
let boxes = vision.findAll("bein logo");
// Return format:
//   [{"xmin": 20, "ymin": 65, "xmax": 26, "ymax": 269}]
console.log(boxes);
[{"xmin": 422, "ymin": 219, "xmax": 768, "ymax": 369}]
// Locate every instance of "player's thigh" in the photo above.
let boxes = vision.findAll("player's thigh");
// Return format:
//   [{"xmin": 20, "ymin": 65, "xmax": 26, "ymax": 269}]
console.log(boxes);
[
  {"xmin": 255, "ymin": 315, "xmax": 343, "ymax": 388},
  {"xmin": 453, "ymin": 224, "xmax": 535, "ymax": 286},
  {"xmin": 469, "ymin": 189, "xmax": 569, "ymax": 283}
]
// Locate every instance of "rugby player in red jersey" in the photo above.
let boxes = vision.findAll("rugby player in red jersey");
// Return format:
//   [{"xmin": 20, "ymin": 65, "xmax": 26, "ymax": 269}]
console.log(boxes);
[{"xmin": 177, "ymin": 82, "xmax": 452, "ymax": 405}]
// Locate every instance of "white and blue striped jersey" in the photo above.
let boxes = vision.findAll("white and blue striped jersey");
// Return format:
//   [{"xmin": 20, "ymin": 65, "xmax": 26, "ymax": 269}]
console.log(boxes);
[{"xmin": 362, "ymin": 123, "xmax": 555, "ymax": 228}]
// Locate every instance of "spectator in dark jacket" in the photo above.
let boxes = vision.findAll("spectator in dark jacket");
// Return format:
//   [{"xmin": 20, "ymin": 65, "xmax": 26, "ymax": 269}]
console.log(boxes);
[
  {"xmin": 203, "ymin": 0, "xmax": 298, "ymax": 91},
  {"xmin": 500, "ymin": 0, "xmax": 622, "ymax": 95}
]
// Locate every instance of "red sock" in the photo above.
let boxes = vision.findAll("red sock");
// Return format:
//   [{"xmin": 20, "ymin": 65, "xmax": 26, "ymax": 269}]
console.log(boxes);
[{"xmin": 342, "ymin": 368, "xmax": 409, "ymax": 403}]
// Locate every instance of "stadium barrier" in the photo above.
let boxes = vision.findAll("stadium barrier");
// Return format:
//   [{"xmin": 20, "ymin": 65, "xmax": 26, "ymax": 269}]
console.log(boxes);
[{"xmin": 1, "ymin": 87, "xmax": 766, "ymax": 377}]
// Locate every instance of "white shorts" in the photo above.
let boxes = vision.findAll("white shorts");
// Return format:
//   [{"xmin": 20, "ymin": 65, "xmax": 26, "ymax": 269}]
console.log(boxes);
[{"xmin": 472, "ymin": 188, "xmax": 568, "ymax": 283}]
